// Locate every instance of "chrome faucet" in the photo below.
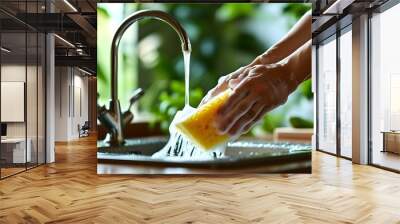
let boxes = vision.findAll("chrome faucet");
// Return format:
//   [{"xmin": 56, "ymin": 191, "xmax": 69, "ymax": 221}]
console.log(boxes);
[{"xmin": 98, "ymin": 10, "xmax": 192, "ymax": 146}]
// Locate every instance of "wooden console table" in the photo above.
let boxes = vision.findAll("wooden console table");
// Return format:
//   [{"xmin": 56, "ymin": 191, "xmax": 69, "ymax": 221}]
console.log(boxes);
[{"xmin": 381, "ymin": 131, "xmax": 400, "ymax": 154}]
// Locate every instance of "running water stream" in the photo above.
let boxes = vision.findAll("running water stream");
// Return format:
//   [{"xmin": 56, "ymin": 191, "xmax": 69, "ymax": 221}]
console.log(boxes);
[
  {"xmin": 152, "ymin": 50, "xmax": 223, "ymax": 160},
  {"xmin": 183, "ymin": 50, "xmax": 191, "ymax": 106}
]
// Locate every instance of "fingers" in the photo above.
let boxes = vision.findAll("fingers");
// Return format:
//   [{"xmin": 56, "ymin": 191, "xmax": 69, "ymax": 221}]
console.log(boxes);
[
  {"xmin": 218, "ymin": 74, "xmax": 254, "ymax": 116},
  {"xmin": 215, "ymin": 95, "xmax": 255, "ymax": 134},
  {"xmin": 200, "ymin": 88, "xmax": 218, "ymax": 106},
  {"xmin": 199, "ymin": 91, "xmax": 213, "ymax": 106},
  {"xmin": 228, "ymin": 66, "xmax": 247, "ymax": 80},
  {"xmin": 228, "ymin": 67, "xmax": 250, "ymax": 89},
  {"xmin": 226, "ymin": 102, "xmax": 264, "ymax": 136},
  {"xmin": 199, "ymin": 66, "xmax": 248, "ymax": 106},
  {"xmin": 228, "ymin": 78, "xmax": 241, "ymax": 89},
  {"xmin": 240, "ymin": 106, "xmax": 269, "ymax": 134},
  {"xmin": 206, "ymin": 62, "xmax": 292, "ymax": 137},
  {"xmin": 199, "ymin": 77, "xmax": 229, "ymax": 106}
]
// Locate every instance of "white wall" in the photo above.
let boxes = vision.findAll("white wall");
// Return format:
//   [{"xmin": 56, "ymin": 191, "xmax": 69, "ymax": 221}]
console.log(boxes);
[
  {"xmin": 1, "ymin": 63, "xmax": 46, "ymax": 164},
  {"xmin": 55, "ymin": 66, "xmax": 69, "ymax": 141},
  {"xmin": 54, "ymin": 67, "xmax": 89, "ymax": 141},
  {"xmin": 72, "ymin": 73, "xmax": 89, "ymax": 138},
  {"xmin": 1, "ymin": 65, "xmax": 28, "ymax": 138}
]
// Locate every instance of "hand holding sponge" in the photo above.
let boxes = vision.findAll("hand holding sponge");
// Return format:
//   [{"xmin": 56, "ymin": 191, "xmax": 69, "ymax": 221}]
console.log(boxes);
[{"xmin": 175, "ymin": 90, "xmax": 232, "ymax": 151}]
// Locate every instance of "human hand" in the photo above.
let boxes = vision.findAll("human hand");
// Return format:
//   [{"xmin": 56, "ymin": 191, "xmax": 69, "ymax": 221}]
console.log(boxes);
[
  {"xmin": 214, "ymin": 63, "xmax": 296, "ymax": 136},
  {"xmin": 199, "ymin": 66, "xmax": 247, "ymax": 106},
  {"xmin": 200, "ymin": 45, "xmax": 285, "ymax": 107}
]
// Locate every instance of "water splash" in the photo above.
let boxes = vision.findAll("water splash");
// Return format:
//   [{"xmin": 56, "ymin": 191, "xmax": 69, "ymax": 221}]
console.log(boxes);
[{"xmin": 152, "ymin": 131, "xmax": 223, "ymax": 160}]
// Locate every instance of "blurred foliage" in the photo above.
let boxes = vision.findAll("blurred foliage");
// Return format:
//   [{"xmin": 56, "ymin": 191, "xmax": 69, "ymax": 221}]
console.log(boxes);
[
  {"xmin": 299, "ymin": 79, "xmax": 313, "ymax": 100},
  {"xmin": 289, "ymin": 116, "xmax": 314, "ymax": 128},
  {"xmin": 98, "ymin": 3, "xmax": 312, "ymax": 134},
  {"xmin": 262, "ymin": 113, "xmax": 286, "ymax": 133},
  {"xmin": 283, "ymin": 3, "xmax": 310, "ymax": 19}
]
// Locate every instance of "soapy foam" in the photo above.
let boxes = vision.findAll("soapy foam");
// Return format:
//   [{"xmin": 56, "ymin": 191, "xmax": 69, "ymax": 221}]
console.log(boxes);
[
  {"xmin": 175, "ymin": 90, "xmax": 231, "ymax": 150},
  {"xmin": 152, "ymin": 106, "xmax": 224, "ymax": 160}
]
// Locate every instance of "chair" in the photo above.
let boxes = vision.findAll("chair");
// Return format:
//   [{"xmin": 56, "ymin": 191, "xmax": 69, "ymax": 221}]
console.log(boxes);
[{"xmin": 78, "ymin": 121, "xmax": 90, "ymax": 138}]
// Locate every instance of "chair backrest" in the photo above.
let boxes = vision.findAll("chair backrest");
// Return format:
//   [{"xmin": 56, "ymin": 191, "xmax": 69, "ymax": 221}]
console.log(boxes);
[{"xmin": 82, "ymin": 121, "xmax": 90, "ymax": 129}]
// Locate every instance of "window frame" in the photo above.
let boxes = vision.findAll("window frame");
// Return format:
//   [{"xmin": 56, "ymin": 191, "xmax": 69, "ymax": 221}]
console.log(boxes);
[
  {"xmin": 0, "ymin": 0, "xmax": 48, "ymax": 180},
  {"xmin": 314, "ymin": 22, "xmax": 352, "ymax": 160},
  {"xmin": 314, "ymin": 0, "xmax": 400, "ymax": 173}
]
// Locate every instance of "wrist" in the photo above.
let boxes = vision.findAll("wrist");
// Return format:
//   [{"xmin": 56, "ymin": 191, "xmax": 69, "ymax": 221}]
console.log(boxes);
[
  {"xmin": 276, "ymin": 60, "xmax": 298, "ymax": 93},
  {"xmin": 259, "ymin": 45, "xmax": 281, "ymax": 65}
]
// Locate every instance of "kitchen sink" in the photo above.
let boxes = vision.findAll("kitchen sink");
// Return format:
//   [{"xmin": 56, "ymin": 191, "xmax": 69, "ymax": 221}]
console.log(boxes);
[{"xmin": 97, "ymin": 136, "xmax": 311, "ymax": 173}]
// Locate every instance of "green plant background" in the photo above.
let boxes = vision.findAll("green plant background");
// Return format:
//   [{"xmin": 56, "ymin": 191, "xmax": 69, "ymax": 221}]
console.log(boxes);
[{"xmin": 97, "ymin": 3, "xmax": 313, "ymax": 135}]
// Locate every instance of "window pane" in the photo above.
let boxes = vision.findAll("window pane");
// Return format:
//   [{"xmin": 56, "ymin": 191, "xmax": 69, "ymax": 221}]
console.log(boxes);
[
  {"xmin": 371, "ymin": 4, "xmax": 400, "ymax": 171},
  {"xmin": 340, "ymin": 29, "xmax": 352, "ymax": 158},
  {"xmin": 317, "ymin": 37, "xmax": 337, "ymax": 154}
]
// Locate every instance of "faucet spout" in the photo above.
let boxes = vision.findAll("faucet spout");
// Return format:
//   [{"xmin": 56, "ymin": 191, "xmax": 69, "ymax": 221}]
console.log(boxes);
[
  {"xmin": 111, "ymin": 10, "xmax": 191, "ymax": 103},
  {"xmin": 106, "ymin": 10, "xmax": 191, "ymax": 145}
]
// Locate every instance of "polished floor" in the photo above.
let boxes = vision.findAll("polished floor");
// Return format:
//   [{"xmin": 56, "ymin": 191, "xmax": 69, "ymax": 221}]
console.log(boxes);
[
  {"xmin": 1, "ymin": 167, "xmax": 25, "ymax": 178},
  {"xmin": 372, "ymin": 150, "xmax": 400, "ymax": 171},
  {"xmin": 0, "ymin": 135, "xmax": 400, "ymax": 223},
  {"xmin": 1, "ymin": 163, "xmax": 44, "ymax": 178}
]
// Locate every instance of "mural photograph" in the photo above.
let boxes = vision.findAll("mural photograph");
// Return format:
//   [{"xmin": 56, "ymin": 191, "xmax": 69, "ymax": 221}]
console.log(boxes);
[{"xmin": 97, "ymin": 3, "xmax": 312, "ymax": 174}]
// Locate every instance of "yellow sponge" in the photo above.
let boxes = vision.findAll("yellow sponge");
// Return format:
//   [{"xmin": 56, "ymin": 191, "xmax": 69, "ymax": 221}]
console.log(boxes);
[{"xmin": 175, "ymin": 90, "xmax": 231, "ymax": 150}]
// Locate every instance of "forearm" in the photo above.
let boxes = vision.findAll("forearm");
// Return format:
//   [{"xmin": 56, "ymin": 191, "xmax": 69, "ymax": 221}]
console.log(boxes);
[
  {"xmin": 281, "ymin": 40, "xmax": 312, "ymax": 91},
  {"xmin": 215, "ymin": 40, "xmax": 311, "ymax": 135},
  {"xmin": 202, "ymin": 11, "xmax": 312, "ymax": 106},
  {"xmin": 251, "ymin": 10, "xmax": 312, "ymax": 66}
]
